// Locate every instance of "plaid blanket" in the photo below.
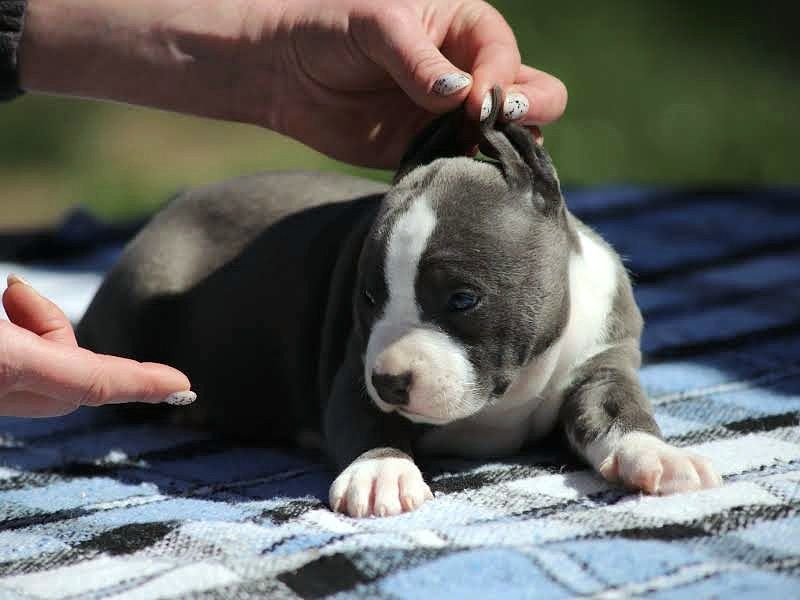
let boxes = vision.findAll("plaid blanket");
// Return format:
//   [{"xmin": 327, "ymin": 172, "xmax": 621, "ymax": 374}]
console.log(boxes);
[{"xmin": 1, "ymin": 187, "xmax": 799, "ymax": 599}]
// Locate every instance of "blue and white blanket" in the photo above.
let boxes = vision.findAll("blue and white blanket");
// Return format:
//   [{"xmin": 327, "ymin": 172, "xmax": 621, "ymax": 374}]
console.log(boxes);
[{"xmin": 1, "ymin": 187, "xmax": 799, "ymax": 599}]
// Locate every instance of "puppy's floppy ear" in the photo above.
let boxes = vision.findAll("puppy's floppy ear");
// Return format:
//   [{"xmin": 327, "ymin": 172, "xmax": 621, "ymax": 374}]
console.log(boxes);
[
  {"xmin": 502, "ymin": 123, "xmax": 563, "ymax": 216},
  {"xmin": 479, "ymin": 86, "xmax": 563, "ymax": 216},
  {"xmin": 394, "ymin": 108, "xmax": 479, "ymax": 184}
]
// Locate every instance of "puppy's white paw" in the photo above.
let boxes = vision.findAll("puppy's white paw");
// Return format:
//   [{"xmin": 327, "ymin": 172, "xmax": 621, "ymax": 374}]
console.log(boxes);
[
  {"xmin": 329, "ymin": 448, "xmax": 433, "ymax": 518},
  {"xmin": 595, "ymin": 432, "xmax": 722, "ymax": 495}
]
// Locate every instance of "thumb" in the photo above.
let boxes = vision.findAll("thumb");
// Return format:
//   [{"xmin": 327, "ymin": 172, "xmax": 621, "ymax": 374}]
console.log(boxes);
[
  {"xmin": 358, "ymin": 12, "xmax": 472, "ymax": 113},
  {"xmin": 3, "ymin": 274, "xmax": 78, "ymax": 346}
]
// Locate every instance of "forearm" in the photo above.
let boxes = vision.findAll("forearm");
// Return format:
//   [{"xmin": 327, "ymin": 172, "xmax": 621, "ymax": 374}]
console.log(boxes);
[{"xmin": 17, "ymin": 0, "xmax": 283, "ymax": 125}]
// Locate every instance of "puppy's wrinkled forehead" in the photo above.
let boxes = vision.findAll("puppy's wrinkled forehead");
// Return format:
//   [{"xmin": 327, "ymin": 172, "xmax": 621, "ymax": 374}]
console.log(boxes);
[{"xmin": 369, "ymin": 157, "xmax": 541, "ymax": 272}]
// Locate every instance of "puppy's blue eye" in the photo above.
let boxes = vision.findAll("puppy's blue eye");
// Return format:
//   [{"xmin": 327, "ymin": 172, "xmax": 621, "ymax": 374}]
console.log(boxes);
[{"xmin": 447, "ymin": 291, "xmax": 479, "ymax": 312}]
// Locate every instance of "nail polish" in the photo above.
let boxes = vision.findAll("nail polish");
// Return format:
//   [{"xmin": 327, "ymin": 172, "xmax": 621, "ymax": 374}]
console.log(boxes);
[
  {"xmin": 480, "ymin": 92, "xmax": 493, "ymax": 121},
  {"xmin": 503, "ymin": 92, "xmax": 529, "ymax": 121},
  {"xmin": 432, "ymin": 73, "xmax": 471, "ymax": 96},
  {"xmin": 164, "ymin": 391, "xmax": 196, "ymax": 406}
]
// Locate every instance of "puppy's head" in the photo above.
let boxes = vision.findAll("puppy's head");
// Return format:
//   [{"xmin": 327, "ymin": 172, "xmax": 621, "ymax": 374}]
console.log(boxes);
[{"xmin": 355, "ymin": 87, "xmax": 572, "ymax": 425}]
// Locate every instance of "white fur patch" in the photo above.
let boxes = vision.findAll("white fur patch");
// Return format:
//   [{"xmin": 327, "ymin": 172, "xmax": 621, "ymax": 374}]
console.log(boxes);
[
  {"xmin": 555, "ymin": 230, "xmax": 618, "ymax": 383},
  {"xmin": 329, "ymin": 449, "xmax": 433, "ymax": 518},
  {"xmin": 383, "ymin": 196, "xmax": 436, "ymax": 326},
  {"xmin": 417, "ymin": 341, "xmax": 563, "ymax": 457},
  {"xmin": 364, "ymin": 196, "xmax": 478, "ymax": 424},
  {"xmin": 586, "ymin": 430, "xmax": 723, "ymax": 494}
]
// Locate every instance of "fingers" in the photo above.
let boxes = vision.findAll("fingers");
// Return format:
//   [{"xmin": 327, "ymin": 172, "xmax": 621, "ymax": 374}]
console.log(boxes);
[
  {"xmin": 1, "ymin": 273, "xmax": 194, "ymax": 414},
  {"xmin": 466, "ymin": 43, "xmax": 520, "ymax": 122},
  {"xmin": 441, "ymin": 6, "xmax": 566, "ymax": 127},
  {"xmin": 0, "ymin": 317, "xmax": 194, "ymax": 415},
  {"xmin": 357, "ymin": 6, "xmax": 473, "ymax": 114},
  {"xmin": 1, "ymin": 354, "xmax": 193, "ymax": 417},
  {"xmin": 507, "ymin": 65, "xmax": 568, "ymax": 126},
  {"xmin": 19, "ymin": 339, "xmax": 194, "ymax": 407},
  {"xmin": 454, "ymin": 4, "xmax": 520, "ymax": 120},
  {"xmin": 0, "ymin": 390, "xmax": 79, "ymax": 418},
  {"xmin": 354, "ymin": 1, "xmax": 567, "ymax": 132},
  {"xmin": 3, "ymin": 274, "xmax": 77, "ymax": 345},
  {"xmin": 478, "ymin": 66, "xmax": 568, "ymax": 126}
]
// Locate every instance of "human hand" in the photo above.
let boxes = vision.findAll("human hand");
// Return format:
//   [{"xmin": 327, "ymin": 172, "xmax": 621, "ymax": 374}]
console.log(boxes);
[
  {"xmin": 240, "ymin": 0, "xmax": 568, "ymax": 167},
  {"xmin": 18, "ymin": 0, "xmax": 566, "ymax": 169},
  {"xmin": 0, "ymin": 275, "xmax": 194, "ymax": 417}
]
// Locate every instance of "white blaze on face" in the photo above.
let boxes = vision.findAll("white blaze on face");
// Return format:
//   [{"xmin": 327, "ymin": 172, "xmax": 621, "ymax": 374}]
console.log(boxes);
[{"xmin": 364, "ymin": 195, "xmax": 478, "ymax": 425}]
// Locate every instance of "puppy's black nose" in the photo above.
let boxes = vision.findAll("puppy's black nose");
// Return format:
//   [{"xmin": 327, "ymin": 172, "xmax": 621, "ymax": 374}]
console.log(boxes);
[{"xmin": 371, "ymin": 372, "xmax": 412, "ymax": 406}]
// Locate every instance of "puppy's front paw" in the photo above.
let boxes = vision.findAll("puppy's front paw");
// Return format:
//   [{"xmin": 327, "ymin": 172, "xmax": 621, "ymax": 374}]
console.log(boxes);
[
  {"xmin": 596, "ymin": 432, "xmax": 722, "ymax": 495},
  {"xmin": 329, "ymin": 448, "xmax": 433, "ymax": 518}
]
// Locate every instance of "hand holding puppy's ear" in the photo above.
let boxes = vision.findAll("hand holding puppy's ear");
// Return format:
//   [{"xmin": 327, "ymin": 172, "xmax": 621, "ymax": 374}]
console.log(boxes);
[
  {"xmin": 264, "ymin": 0, "xmax": 566, "ymax": 168},
  {"xmin": 361, "ymin": 3, "xmax": 566, "ymax": 129}
]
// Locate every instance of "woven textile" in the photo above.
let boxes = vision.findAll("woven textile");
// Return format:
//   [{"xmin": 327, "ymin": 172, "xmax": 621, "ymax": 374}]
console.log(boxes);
[{"xmin": 1, "ymin": 187, "xmax": 799, "ymax": 599}]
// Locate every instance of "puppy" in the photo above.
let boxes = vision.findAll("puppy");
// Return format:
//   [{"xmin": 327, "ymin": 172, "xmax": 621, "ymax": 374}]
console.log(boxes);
[{"xmin": 78, "ymin": 88, "xmax": 721, "ymax": 517}]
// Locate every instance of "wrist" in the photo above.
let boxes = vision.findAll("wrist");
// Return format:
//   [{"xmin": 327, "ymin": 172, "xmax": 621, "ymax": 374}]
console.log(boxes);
[{"xmin": 17, "ymin": 0, "xmax": 281, "ymax": 125}]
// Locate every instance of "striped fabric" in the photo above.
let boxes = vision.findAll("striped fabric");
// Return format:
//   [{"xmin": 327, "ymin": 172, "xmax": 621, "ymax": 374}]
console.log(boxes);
[{"xmin": 1, "ymin": 187, "xmax": 799, "ymax": 599}]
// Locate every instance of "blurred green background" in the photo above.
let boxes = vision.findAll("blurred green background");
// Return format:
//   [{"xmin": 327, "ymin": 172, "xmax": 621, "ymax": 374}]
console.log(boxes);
[{"xmin": 2, "ymin": 0, "xmax": 798, "ymax": 227}]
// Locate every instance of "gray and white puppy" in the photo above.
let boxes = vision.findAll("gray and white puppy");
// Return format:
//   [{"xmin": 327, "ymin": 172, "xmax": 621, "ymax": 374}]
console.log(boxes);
[{"xmin": 78, "ymin": 89, "xmax": 721, "ymax": 517}]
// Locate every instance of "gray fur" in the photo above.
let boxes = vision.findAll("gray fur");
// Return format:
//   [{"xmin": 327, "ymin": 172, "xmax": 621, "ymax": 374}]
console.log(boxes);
[{"xmin": 78, "ymin": 171, "xmax": 387, "ymax": 441}]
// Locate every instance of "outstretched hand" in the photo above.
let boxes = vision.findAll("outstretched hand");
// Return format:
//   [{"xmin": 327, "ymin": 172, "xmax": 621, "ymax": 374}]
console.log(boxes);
[{"xmin": 0, "ymin": 275, "xmax": 194, "ymax": 417}]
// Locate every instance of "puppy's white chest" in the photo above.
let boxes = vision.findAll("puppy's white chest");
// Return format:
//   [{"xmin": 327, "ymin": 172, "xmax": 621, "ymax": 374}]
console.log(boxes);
[
  {"xmin": 416, "ymin": 344, "xmax": 563, "ymax": 458},
  {"xmin": 415, "ymin": 401, "xmax": 543, "ymax": 458}
]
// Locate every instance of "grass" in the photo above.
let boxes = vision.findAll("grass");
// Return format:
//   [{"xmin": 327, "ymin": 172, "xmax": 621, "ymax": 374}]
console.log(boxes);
[{"xmin": 1, "ymin": 0, "xmax": 798, "ymax": 226}]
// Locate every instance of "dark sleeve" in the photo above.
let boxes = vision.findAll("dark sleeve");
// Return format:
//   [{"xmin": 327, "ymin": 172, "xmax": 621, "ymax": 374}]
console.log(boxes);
[{"xmin": 0, "ymin": 0, "xmax": 27, "ymax": 101}]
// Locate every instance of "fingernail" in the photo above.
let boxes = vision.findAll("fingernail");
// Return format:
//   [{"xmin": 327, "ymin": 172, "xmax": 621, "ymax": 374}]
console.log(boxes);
[
  {"xmin": 7, "ymin": 273, "xmax": 32, "ymax": 287},
  {"xmin": 531, "ymin": 125, "xmax": 544, "ymax": 145},
  {"xmin": 164, "ymin": 391, "xmax": 196, "ymax": 406},
  {"xmin": 480, "ymin": 92, "xmax": 493, "ymax": 121},
  {"xmin": 503, "ymin": 92, "xmax": 529, "ymax": 121},
  {"xmin": 431, "ymin": 72, "xmax": 471, "ymax": 96}
]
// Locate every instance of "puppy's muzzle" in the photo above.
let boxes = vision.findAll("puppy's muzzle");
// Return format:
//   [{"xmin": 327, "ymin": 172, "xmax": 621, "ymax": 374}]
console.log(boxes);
[
  {"xmin": 371, "ymin": 371, "xmax": 412, "ymax": 406},
  {"xmin": 365, "ymin": 325, "xmax": 483, "ymax": 424}
]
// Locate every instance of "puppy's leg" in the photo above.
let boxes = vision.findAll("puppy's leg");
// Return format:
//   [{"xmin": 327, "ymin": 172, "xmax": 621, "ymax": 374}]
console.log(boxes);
[
  {"xmin": 324, "ymin": 359, "xmax": 432, "ymax": 518},
  {"xmin": 561, "ymin": 344, "xmax": 722, "ymax": 494}
]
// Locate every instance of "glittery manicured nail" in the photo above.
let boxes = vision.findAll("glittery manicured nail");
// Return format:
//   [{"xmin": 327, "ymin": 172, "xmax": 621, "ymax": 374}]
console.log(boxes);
[
  {"xmin": 7, "ymin": 273, "xmax": 32, "ymax": 287},
  {"xmin": 503, "ymin": 92, "xmax": 529, "ymax": 121},
  {"xmin": 164, "ymin": 391, "xmax": 196, "ymax": 406},
  {"xmin": 431, "ymin": 72, "xmax": 472, "ymax": 96},
  {"xmin": 480, "ymin": 92, "xmax": 493, "ymax": 121}
]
